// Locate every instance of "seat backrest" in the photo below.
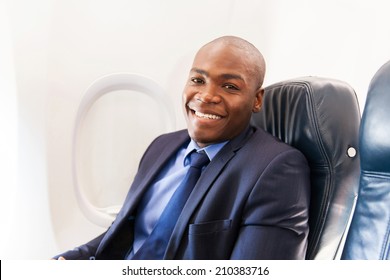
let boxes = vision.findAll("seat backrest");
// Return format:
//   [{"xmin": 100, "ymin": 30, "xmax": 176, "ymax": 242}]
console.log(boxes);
[
  {"xmin": 251, "ymin": 77, "xmax": 361, "ymax": 259},
  {"xmin": 341, "ymin": 61, "xmax": 390, "ymax": 260}
]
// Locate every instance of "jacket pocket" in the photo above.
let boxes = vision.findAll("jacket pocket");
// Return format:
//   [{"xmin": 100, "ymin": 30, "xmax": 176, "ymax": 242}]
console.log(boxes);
[{"xmin": 189, "ymin": 219, "xmax": 232, "ymax": 235}]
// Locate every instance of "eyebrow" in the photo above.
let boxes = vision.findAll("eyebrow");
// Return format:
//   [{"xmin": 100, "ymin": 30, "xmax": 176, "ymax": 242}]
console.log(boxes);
[{"xmin": 190, "ymin": 68, "xmax": 245, "ymax": 82}]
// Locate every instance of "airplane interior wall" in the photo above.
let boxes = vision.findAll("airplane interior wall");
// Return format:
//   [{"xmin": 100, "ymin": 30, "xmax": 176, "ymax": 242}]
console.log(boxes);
[{"xmin": 1, "ymin": 0, "xmax": 389, "ymax": 259}]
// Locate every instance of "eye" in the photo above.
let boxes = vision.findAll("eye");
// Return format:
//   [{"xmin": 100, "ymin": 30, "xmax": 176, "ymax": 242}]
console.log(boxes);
[
  {"xmin": 191, "ymin": 77, "xmax": 204, "ymax": 84},
  {"xmin": 223, "ymin": 84, "xmax": 239, "ymax": 90}
]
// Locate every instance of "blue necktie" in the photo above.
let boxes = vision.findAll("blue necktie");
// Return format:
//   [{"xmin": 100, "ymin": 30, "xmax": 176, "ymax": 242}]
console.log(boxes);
[{"xmin": 131, "ymin": 151, "xmax": 210, "ymax": 259}]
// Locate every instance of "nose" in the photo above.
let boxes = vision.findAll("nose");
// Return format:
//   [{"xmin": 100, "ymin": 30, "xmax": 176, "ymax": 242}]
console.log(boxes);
[{"xmin": 196, "ymin": 86, "xmax": 222, "ymax": 104}]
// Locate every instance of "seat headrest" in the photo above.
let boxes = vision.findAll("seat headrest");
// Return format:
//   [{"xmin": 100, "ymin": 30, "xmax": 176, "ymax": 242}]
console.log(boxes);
[
  {"xmin": 360, "ymin": 61, "xmax": 390, "ymax": 172},
  {"xmin": 341, "ymin": 60, "xmax": 390, "ymax": 260},
  {"xmin": 251, "ymin": 77, "xmax": 361, "ymax": 259}
]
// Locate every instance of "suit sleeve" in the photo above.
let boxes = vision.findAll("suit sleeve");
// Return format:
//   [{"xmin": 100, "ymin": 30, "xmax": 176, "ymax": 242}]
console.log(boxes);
[
  {"xmin": 51, "ymin": 132, "xmax": 183, "ymax": 260},
  {"xmin": 230, "ymin": 149, "xmax": 311, "ymax": 260},
  {"xmin": 52, "ymin": 232, "xmax": 106, "ymax": 260}
]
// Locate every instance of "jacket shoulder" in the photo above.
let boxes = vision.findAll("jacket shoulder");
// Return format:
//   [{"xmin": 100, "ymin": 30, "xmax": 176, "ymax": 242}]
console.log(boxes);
[{"xmin": 247, "ymin": 127, "xmax": 307, "ymax": 162}]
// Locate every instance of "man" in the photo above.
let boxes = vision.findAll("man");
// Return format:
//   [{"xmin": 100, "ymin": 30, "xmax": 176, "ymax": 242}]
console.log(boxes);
[{"xmin": 54, "ymin": 36, "xmax": 310, "ymax": 260}]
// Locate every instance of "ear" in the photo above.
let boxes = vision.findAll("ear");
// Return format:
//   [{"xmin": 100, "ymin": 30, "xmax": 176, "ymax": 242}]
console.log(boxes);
[{"xmin": 252, "ymin": 88, "xmax": 264, "ymax": 113}]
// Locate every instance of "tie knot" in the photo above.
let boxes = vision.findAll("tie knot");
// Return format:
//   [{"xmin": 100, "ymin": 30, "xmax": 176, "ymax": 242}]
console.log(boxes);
[{"xmin": 189, "ymin": 151, "xmax": 210, "ymax": 169}]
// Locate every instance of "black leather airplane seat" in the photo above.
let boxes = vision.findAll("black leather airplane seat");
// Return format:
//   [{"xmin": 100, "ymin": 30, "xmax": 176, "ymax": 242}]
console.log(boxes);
[
  {"xmin": 342, "ymin": 61, "xmax": 390, "ymax": 260},
  {"xmin": 251, "ymin": 77, "xmax": 361, "ymax": 259}
]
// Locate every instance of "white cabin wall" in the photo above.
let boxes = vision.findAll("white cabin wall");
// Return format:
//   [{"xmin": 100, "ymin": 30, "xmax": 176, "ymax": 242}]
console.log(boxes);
[
  {"xmin": 0, "ymin": 0, "xmax": 19, "ymax": 260},
  {"xmin": 1, "ymin": 0, "xmax": 59, "ymax": 259}
]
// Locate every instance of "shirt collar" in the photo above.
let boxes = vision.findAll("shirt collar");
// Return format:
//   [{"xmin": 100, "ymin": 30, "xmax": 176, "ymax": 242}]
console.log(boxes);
[{"xmin": 183, "ymin": 139, "xmax": 229, "ymax": 166}]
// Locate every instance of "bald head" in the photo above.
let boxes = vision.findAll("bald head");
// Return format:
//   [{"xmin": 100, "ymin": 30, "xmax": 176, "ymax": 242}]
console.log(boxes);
[
  {"xmin": 199, "ymin": 36, "xmax": 266, "ymax": 88},
  {"xmin": 183, "ymin": 36, "xmax": 267, "ymax": 146}
]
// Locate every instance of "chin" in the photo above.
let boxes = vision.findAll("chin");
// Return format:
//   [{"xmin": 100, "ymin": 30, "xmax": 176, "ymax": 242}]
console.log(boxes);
[{"xmin": 188, "ymin": 132, "xmax": 209, "ymax": 145}]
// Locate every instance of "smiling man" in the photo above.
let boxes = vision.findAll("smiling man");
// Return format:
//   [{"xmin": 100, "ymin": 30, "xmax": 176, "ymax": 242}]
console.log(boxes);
[{"xmin": 54, "ymin": 36, "xmax": 311, "ymax": 260}]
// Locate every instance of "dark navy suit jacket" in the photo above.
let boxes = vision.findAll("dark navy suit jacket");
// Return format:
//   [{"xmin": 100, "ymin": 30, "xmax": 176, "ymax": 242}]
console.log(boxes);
[{"xmin": 56, "ymin": 126, "xmax": 310, "ymax": 259}]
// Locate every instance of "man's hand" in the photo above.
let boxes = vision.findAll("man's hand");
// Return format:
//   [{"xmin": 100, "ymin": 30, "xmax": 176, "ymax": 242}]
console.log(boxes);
[{"xmin": 51, "ymin": 256, "xmax": 66, "ymax": 260}]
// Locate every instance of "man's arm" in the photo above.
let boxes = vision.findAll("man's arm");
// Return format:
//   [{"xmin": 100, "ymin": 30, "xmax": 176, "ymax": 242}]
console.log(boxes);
[
  {"xmin": 230, "ymin": 149, "xmax": 311, "ymax": 260},
  {"xmin": 52, "ymin": 232, "xmax": 106, "ymax": 260}
]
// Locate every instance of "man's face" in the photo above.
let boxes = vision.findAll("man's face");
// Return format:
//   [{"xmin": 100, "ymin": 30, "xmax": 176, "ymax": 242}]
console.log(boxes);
[{"xmin": 183, "ymin": 43, "xmax": 263, "ymax": 147}]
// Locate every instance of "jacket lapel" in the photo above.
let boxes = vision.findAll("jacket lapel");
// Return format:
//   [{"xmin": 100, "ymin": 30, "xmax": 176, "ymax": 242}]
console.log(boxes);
[
  {"xmin": 118, "ymin": 131, "xmax": 190, "ymax": 218},
  {"xmin": 164, "ymin": 126, "xmax": 255, "ymax": 259},
  {"xmin": 96, "ymin": 130, "xmax": 191, "ymax": 257}
]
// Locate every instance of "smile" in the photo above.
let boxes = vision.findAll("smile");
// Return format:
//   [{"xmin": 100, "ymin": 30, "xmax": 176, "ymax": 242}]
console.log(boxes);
[{"xmin": 194, "ymin": 110, "xmax": 222, "ymax": 120}]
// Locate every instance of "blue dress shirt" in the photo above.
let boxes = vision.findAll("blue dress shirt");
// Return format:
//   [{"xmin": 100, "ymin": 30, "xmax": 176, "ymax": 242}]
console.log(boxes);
[{"xmin": 129, "ymin": 139, "xmax": 228, "ymax": 256}]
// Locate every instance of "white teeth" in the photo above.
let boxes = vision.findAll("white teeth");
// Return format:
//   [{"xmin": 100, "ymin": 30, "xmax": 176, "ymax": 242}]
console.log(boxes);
[{"xmin": 194, "ymin": 111, "xmax": 221, "ymax": 120}]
